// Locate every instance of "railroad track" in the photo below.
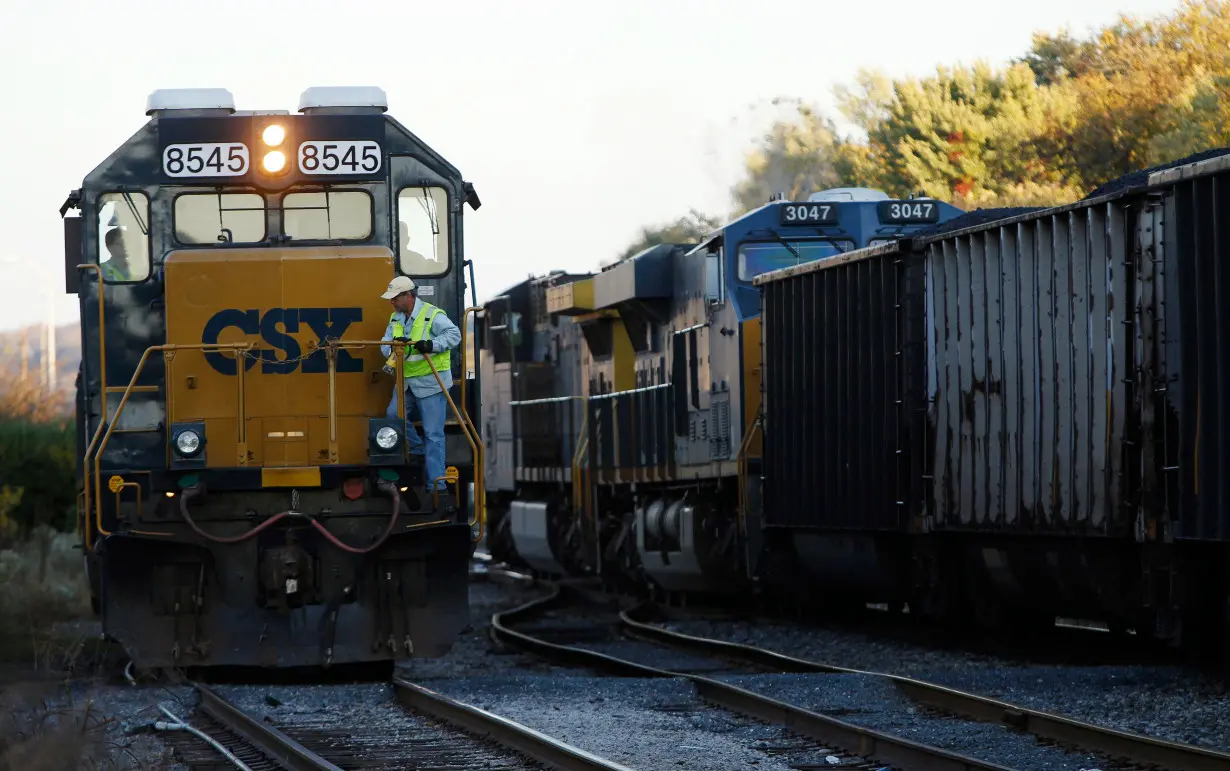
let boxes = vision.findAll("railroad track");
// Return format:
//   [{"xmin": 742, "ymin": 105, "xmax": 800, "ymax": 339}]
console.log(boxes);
[
  {"xmin": 158, "ymin": 679, "xmax": 634, "ymax": 771},
  {"xmin": 490, "ymin": 578, "xmax": 1230, "ymax": 771}
]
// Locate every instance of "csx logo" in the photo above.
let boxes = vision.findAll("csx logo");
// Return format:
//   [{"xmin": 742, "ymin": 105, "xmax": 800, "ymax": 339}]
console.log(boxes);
[{"xmin": 201, "ymin": 308, "xmax": 365, "ymax": 375}]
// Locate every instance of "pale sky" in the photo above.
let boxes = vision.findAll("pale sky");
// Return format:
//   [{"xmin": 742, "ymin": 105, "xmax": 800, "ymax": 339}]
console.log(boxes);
[{"xmin": 0, "ymin": 0, "xmax": 1181, "ymax": 332}]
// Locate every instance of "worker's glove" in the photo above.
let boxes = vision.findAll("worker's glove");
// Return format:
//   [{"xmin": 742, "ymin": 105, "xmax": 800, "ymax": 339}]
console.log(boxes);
[
  {"xmin": 414, "ymin": 340, "xmax": 433, "ymax": 354},
  {"xmin": 382, "ymin": 364, "xmax": 395, "ymax": 376},
  {"xmin": 393, "ymin": 336, "xmax": 410, "ymax": 345}
]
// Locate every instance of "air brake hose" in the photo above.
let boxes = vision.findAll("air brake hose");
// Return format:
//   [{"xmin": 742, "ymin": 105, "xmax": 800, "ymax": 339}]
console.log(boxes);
[
  {"xmin": 177, "ymin": 480, "xmax": 402, "ymax": 554},
  {"xmin": 178, "ymin": 485, "xmax": 291, "ymax": 544},
  {"xmin": 307, "ymin": 479, "xmax": 403, "ymax": 555}
]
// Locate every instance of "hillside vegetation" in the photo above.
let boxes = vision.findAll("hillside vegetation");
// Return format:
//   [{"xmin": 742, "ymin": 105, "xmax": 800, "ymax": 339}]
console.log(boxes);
[{"xmin": 622, "ymin": 0, "xmax": 1230, "ymax": 255}]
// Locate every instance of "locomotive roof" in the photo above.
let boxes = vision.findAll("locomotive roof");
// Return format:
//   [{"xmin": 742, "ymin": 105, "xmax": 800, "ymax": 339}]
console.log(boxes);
[{"xmin": 68, "ymin": 87, "xmax": 478, "ymax": 207}]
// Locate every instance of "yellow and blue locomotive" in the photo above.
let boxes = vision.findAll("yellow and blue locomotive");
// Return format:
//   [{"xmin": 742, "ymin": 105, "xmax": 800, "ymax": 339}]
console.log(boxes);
[
  {"xmin": 478, "ymin": 189, "xmax": 962, "ymax": 596},
  {"xmin": 62, "ymin": 86, "xmax": 483, "ymax": 670}
]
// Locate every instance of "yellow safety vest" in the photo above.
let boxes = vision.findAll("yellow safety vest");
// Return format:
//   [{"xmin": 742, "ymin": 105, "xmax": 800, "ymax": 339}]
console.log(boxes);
[
  {"xmin": 387, "ymin": 303, "xmax": 451, "ymax": 378},
  {"xmin": 100, "ymin": 261, "xmax": 127, "ymax": 282}
]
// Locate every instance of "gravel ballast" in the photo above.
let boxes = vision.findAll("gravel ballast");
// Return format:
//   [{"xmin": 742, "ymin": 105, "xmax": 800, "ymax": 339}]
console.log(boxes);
[
  {"xmin": 662, "ymin": 615, "xmax": 1230, "ymax": 752},
  {"xmin": 717, "ymin": 672, "xmax": 1111, "ymax": 770},
  {"xmin": 427, "ymin": 673, "xmax": 882, "ymax": 770}
]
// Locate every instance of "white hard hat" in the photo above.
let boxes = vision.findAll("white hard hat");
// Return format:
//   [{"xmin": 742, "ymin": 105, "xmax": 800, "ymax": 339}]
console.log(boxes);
[{"xmin": 380, "ymin": 275, "xmax": 416, "ymax": 299}]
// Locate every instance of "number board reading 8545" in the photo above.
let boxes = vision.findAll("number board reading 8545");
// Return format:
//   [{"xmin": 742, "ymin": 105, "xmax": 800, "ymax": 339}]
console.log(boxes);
[
  {"xmin": 298, "ymin": 140, "xmax": 382, "ymax": 175},
  {"xmin": 780, "ymin": 202, "xmax": 838, "ymax": 225},
  {"xmin": 876, "ymin": 200, "xmax": 939, "ymax": 224},
  {"xmin": 163, "ymin": 143, "xmax": 249, "ymax": 177}
]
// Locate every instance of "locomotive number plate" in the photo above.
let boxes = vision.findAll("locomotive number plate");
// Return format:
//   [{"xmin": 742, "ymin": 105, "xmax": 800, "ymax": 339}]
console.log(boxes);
[
  {"xmin": 162, "ymin": 142, "xmax": 250, "ymax": 177},
  {"xmin": 297, "ymin": 140, "xmax": 382, "ymax": 175},
  {"xmin": 877, "ymin": 200, "xmax": 939, "ymax": 224},
  {"xmin": 780, "ymin": 203, "xmax": 837, "ymax": 225}
]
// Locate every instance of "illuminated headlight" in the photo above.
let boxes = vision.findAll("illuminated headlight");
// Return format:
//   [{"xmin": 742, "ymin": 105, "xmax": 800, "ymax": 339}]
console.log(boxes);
[
  {"xmin": 262, "ymin": 124, "xmax": 285, "ymax": 146},
  {"xmin": 262, "ymin": 150, "xmax": 287, "ymax": 173},
  {"xmin": 375, "ymin": 426, "xmax": 400, "ymax": 450},
  {"xmin": 176, "ymin": 430, "xmax": 201, "ymax": 455}
]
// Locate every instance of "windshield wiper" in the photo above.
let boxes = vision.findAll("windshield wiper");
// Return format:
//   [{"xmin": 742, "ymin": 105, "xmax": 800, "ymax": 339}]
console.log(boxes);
[{"xmin": 122, "ymin": 192, "xmax": 149, "ymax": 235}]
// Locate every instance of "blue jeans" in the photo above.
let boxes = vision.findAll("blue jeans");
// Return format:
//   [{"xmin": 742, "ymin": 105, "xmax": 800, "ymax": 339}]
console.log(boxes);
[{"xmin": 385, "ymin": 387, "xmax": 448, "ymax": 491}]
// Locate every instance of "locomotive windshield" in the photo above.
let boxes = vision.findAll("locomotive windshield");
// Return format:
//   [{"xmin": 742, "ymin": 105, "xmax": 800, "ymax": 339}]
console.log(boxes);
[
  {"xmin": 174, "ymin": 192, "xmax": 266, "ymax": 244},
  {"xmin": 282, "ymin": 190, "xmax": 372, "ymax": 241},
  {"xmin": 171, "ymin": 189, "xmax": 375, "ymax": 245},
  {"xmin": 736, "ymin": 239, "xmax": 852, "ymax": 281}
]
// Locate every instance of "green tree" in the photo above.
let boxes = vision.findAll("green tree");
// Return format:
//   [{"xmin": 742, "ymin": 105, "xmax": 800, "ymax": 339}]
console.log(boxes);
[
  {"xmin": 838, "ymin": 62, "xmax": 1083, "ymax": 207},
  {"xmin": 614, "ymin": 209, "xmax": 721, "ymax": 263},
  {"xmin": 730, "ymin": 102, "xmax": 863, "ymax": 213},
  {"xmin": 1018, "ymin": 30, "xmax": 1096, "ymax": 86}
]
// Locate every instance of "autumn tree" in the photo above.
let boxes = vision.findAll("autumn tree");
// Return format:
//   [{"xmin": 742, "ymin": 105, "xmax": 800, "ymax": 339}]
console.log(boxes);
[
  {"xmin": 1036, "ymin": 0, "xmax": 1230, "ymax": 182},
  {"xmin": 723, "ymin": 0, "xmax": 1230, "ymax": 213}
]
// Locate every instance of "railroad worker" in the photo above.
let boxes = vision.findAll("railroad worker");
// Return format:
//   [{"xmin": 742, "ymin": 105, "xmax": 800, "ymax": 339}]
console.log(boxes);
[
  {"xmin": 101, "ymin": 227, "xmax": 130, "ymax": 281},
  {"xmin": 379, "ymin": 275, "xmax": 461, "ymax": 493}
]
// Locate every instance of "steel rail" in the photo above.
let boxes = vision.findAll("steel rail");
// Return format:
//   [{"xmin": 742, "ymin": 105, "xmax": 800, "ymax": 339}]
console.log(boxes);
[
  {"xmin": 490, "ymin": 582, "xmax": 1015, "ymax": 771},
  {"xmin": 186, "ymin": 677, "xmax": 629, "ymax": 771},
  {"xmin": 619, "ymin": 603, "xmax": 1230, "ymax": 771},
  {"xmin": 193, "ymin": 683, "xmax": 343, "ymax": 771},
  {"xmin": 392, "ymin": 678, "xmax": 635, "ymax": 771}
]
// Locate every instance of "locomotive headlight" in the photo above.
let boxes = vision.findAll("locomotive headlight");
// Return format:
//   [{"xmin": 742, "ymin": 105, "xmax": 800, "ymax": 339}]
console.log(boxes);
[
  {"xmin": 175, "ymin": 429, "xmax": 201, "ymax": 455},
  {"xmin": 368, "ymin": 418, "xmax": 404, "ymax": 464},
  {"xmin": 262, "ymin": 150, "xmax": 287, "ymax": 173},
  {"xmin": 170, "ymin": 422, "xmax": 207, "ymax": 468},
  {"xmin": 262, "ymin": 124, "xmax": 286, "ymax": 147},
  {"xmin": 375, "ymin": 426, "xmax": 400, "ymax": 450}
]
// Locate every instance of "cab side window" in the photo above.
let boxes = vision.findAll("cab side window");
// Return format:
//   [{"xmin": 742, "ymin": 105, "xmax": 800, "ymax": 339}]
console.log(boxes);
[
  {"xmin": 397, "ymin": 186, "xmax": 449, "ymax": 277},
  {"xmin": 97, "ymin": 192, "xmax": 151, "ymax": 283}
]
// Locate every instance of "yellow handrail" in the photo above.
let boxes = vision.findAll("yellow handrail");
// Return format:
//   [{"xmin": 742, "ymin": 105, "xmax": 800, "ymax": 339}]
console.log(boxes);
[
  {"xmin": 459, "ymin": 306, "xmax": 483, "ymax": 418},
  {"xmin": 90, "ymin": 343, "xmax": 251, "ymax": 546},
  {"xmin": 340, "ymin": 332, "xmax": 482, "ymax": 449},
  {"xmin": 111, "ymin": 480, "xmax": 170, "ymax": 536},
  {"xmin": 735, "ymin": 408, "xmax": 763, "ymax": 538},
  {"xmin": 454, "ymin": 309, "xmax": 485, "ymax": 492},
  {"xmin": 113, "ymin": 480, "xmax": 142, "ymax": 521},
  {"xmin": 90, "ymin": 332, "xmax": 486, "ymax": 547},
  {"xmin": 425, "ymin": 356, "xmax": 485, "ymax": 542},
  {"xmin": 334, "ymin": 339, "xmax": 484, "ymax": 541}
]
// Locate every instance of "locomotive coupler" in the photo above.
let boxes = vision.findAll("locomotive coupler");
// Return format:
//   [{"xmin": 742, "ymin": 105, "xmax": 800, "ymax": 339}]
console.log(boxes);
[{"xmin": 260, "ymin": 532, "xmax": 315, "ymax": 611}]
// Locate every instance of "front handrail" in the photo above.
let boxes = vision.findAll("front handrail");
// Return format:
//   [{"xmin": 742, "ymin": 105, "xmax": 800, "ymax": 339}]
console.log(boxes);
[
  {"xmin": 328, "ymin": 339, "xmax": 485, "ymax": 541},
  {"xmin": 426, "ymin": 356, "xmax": 485, "ymax": 541},
  {"xmin": 310, "ymin": 340, "xmax": 404, "ymax": 465},
  {"xmin": 88, "ymin": 343, "xmax": 252, "ymax": 548},
  {"xmin": 88, "ymin": 336, "xmax": 487, "ymax": 548},
  {"xmin": 735, "ymin": 408, "xmax": 763, "ymax": 538}
]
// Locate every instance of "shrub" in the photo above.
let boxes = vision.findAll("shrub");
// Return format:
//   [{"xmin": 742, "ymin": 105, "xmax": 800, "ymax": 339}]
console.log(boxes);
[
  {"xmin": 0, "ymin": 419, "xmax": 76, "ymax": 535},
  {"xmin": 0, "ymin": 531, "xmax": 92, "ymax": 669}
]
